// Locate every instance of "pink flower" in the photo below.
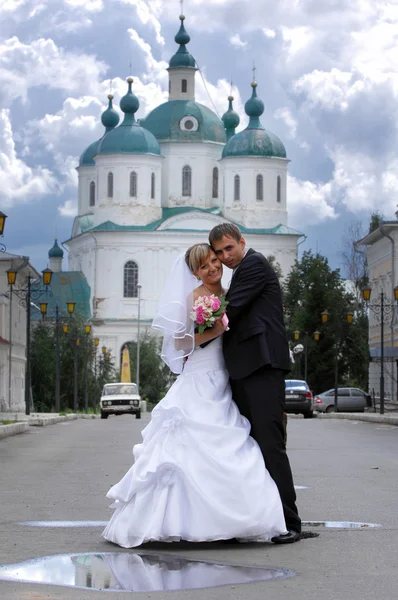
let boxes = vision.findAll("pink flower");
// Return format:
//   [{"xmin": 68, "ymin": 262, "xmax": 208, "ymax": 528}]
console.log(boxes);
[
  {"xmin": 211, "ymin": 297, "xmax": 221, "ymax": 311},
  {"xmin": 196, "ymin": 313, "xmax": 205, "ymax": 325}
]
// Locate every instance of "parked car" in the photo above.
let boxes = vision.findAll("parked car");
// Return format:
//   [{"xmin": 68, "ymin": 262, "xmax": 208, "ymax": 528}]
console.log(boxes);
[
  {"xmin": 100, "ymin": 383, "xmax": 142, "ymax": 419},
  {"xmin": 313, "ymin": 387, "xmax": 371, "ymax": 413},
  {"xmin": 285, "ymin": 379, "xmax": 313, "ymax": 418}
]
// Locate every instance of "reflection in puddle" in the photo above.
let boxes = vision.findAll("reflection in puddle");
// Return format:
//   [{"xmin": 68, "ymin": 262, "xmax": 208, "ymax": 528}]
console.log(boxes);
[
  {"xmin": 294, "ymin": 485, "xmax": 309, "ymax": 490},
  {"xmin": 0, "ymin": 553, "xmax": 295, "ymax": 592},
  {"xmin": 303, "ymin": 521, "xmax": 382, "ymax": 528},
  {"xmin": 18, "ymin": 521, "xmax": 107, "ymax": 528}
]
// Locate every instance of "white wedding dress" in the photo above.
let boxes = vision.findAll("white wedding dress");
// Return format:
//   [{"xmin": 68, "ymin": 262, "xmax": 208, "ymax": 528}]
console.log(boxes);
[{"xmin": 102, "ymin": 337, "xmax": 287, "ymax": 548}]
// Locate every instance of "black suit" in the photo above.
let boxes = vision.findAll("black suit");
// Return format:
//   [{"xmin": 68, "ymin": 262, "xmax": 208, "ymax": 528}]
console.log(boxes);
[{"xmin": 223, "ymin": 248, "xmax": 301, "ymax": 533}]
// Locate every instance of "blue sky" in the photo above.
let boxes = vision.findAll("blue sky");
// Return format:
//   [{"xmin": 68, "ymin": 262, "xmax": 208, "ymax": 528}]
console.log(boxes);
[{"xmin": 2, "ymin": 0, "xmax": 397, "ymax": 275}]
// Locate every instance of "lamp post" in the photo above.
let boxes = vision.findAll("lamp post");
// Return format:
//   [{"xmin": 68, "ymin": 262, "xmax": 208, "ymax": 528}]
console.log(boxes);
[
  {"xmin": 321, "ymin": 309, "xmax": 354, "ymax": 412},
  {"xmin": 94, "ymin": 338, "xmax": 99, "ymax": 409},
  {"xmin": 6, "ymin": 267, "xmax": 53, "ymax": 415},
  {"xmin": 293, "ymin": 330, "xmax": 320, "ymax": 381},
  {"xmin": 84, "ymin": 324, "xmax": 92, "ymax": 413},
  {"xmin": 136, "ymin": 283, "xmax": 142, "ymax": 391},
  {"xmin": 74, "ymin": 338, "xmax": 80, "ymax": 412},
  {"xmin": 361, "ymin": 285, "xmax": 398, "ymax": 414},
  {"xmin": 0, "ymin": 211, "xmax": 8, "ymax": 251}
]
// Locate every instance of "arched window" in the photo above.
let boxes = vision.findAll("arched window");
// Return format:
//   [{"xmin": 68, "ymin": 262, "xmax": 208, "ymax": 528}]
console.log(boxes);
[
  {"xmin": 182, "ymin": 165, "xmax": 192, "ymax": 196},
  {"xmin": 124, "ymin": 261, "xmax": 139, "ymax": 298},
  {"xmin": 151, "ymin": 173, "xmax": 155, "ymax": 199},
  {"xmin": 256, "ymin": 174, "xmax": 264, "ymax": 201},
  {"xmin": 130, "ymin": 171, "xmax": 137, "ymax": 197},
  {"xmin": 89, "ymin": 181, "xmax": 95, "ymax": 206},
  {"xmin": 182, "ymin": 79, "xmax": 187, "ymax": 93},
  {"xmin": 212, "ymin": 167, "xmax": 219, "ymax": 199},
  {"xmin": 234, "ymin": 175, "xmax": 240, "ymax": 201},
  {"xmin": 107, "ymin": 172, "xmax": 113, "ymax": 198},
  {"xmin": 277, "ymin": 175, "xmax": 281, "ymax": 203}
]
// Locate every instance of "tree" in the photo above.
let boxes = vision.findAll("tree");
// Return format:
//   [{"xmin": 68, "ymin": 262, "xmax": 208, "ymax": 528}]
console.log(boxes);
[
  {"xmin": 369, "ymin": 211, "xmax": 384, "ymax": 234},
  {"xmin": 126, "ymin": 332, "xmax": 175, "ymax": 406},
  {"xmin": 266, "ymin": 255, "xmax": 283, "ymax": 280},
  {"xmin": 340, "ymin": 220, "xmax": 368, "ymax": 311},
  {"xmin": 30, "ymin": 316, "xmax": 117, "ymax": 413},
  {"xmin": 284, "ymin": 251, "xmax": 369, "ymax": 394}
]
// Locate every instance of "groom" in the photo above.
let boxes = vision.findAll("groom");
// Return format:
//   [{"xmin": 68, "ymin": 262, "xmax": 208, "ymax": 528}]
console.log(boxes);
[{"xmin": 209, "ymin": 223, "xmax": 301, "ymax": 543}]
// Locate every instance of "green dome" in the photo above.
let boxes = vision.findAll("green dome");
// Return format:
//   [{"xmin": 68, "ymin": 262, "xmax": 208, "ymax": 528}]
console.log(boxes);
[
  {"xmin": 97, "ymin": 78, "xmax": 161, "ymax": 156},
  {"xmin": 169, "ymin": 16, "xmax": 196, "ymax": 69},
  {"xmin": 49, "ymin": 239, "xmax": 64, "ymax": 258},
  {"xmin": 142, "ymin": 100, "xmax": 226, "ymax": 143},
  {"xmin": 101, "ymin": 94, "xmax": 120, "ymax": 130},
  {"xmin": 222, "ymin": 96, "xmax": 240, "ymax": 140},
  {"xmin": 222, "ymin": 83, "xmax": 286, "ymax": 159},
  {"xmin": 79, "ymin": 94, "xmax": 119, "ymax": 167}
]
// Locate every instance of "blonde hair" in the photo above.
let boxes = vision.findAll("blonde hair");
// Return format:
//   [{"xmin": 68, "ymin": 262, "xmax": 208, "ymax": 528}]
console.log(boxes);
[{"xmin": 185, "ymin": 243, "xmax": 212, "ymax": 274}]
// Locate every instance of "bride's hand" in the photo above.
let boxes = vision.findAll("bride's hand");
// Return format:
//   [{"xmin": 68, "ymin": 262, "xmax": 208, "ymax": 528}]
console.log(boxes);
[{"xmin": 212, "ymin": 318, "xmax": 228, "ymax": 337}]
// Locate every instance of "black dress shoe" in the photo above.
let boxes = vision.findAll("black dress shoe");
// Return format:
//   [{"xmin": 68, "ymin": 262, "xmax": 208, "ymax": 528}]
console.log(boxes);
[{"xmin": 271, "ymin": 530, "xmax": 301, "ymax": 544}]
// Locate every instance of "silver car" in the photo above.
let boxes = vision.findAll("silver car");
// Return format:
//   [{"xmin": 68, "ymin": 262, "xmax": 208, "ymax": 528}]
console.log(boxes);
[{"xmin": 313, "ymin": 387, "xmax": 371, "ymax": 413}]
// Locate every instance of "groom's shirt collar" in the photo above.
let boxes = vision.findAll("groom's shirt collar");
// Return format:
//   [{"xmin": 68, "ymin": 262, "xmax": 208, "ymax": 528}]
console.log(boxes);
[{"xmin": 232, "ymin": 248, "xmax": 248, "ymax": 275}]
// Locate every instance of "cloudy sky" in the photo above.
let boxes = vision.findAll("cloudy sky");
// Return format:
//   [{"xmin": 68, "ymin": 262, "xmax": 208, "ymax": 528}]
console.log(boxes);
[{"xmin": 2, "ymin": 0, "xmax": 398, "ymax": 273}]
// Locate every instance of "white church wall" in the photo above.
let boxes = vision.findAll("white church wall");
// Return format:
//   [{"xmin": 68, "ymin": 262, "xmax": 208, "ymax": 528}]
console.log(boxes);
[
  {"xmin": 78, "ymin": 155, "xmax": 163, "ymax": 227},
  {"xmin": 168, "ymin": 67, "xmax": 195, "ymax": 101},
  {"xmin": 160, "ymin": 142, "xmax": 223, "ymax": 209},
  {"xmin": 222, "ymin": 157, "xmax": 288, "ymax": 229}
]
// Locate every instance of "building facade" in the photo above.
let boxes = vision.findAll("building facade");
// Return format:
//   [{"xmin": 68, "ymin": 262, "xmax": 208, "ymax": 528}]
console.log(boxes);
[{"xmin": 357, "ymin": 221, "xmax": 398, "ymax": 402}]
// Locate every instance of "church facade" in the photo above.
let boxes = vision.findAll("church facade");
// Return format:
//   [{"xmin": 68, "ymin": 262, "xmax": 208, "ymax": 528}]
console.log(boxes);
[{"xmin": 65, "ymin": 15, "xmax": 303, "ymax": 368}]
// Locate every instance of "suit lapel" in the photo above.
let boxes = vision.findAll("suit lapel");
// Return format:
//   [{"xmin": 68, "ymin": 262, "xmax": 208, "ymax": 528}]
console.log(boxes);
[{"xmin": 226, "ymin": 248, "xmax": 254, "ymax": 297}]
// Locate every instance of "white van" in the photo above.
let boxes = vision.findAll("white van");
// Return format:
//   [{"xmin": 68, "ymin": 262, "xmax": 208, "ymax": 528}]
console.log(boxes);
[{"xmin": 100, "ymin": 383, "xmax": 142, "ymax": 419}]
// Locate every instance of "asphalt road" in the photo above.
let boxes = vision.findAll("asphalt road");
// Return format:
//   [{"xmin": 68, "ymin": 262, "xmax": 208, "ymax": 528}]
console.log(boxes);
[{"xmin": 0, "ymin": 414, "xmax": 397, "ymax": 600}]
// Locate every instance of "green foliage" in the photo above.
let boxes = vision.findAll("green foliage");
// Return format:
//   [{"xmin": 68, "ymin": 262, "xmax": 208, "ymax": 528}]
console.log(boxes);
[
  {"xmin": 126, "ymin": 332, "xmax": 175, "ymax": 405},
  {"xmin": 369, "ymin": 211, "xmax": 384, "ymax": 234},
  {"xmin": 30, "ymin": 316, "xmax": 117, "ymax": 413},
  {"xmin": 266, "ymin": 255, "xmax": 283, "ymax": 280},
  {"xmin": 284, "ymin": 251, "xmax": 369, "ymax": 394}
]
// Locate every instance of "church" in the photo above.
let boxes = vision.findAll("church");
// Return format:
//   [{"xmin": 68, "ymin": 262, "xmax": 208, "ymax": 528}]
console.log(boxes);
[{"xmin": 63, "ymin": 14, "xmax": 303, "ymax": 368}]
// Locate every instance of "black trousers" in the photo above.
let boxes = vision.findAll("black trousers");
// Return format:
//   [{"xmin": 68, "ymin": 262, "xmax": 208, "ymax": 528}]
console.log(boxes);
[{"xmin": 231, "ymin": 366, "xmax": 301, "ymax": 533}]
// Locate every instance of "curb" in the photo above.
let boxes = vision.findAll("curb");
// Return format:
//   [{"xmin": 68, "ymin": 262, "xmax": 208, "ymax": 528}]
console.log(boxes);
[
  {"xmin": 0, "ymin": 422, "xmax": 30, "ymax": 440},
  {"xmin": 0, "ymin": 413, "xmax": 97, "ymax": 440},
  {"xmin": 317, "ymin": 413, "xmax": 398, "ymax": 426}
]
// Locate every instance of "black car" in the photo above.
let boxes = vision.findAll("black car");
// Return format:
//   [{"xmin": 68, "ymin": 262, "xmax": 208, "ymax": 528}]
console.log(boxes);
[{"xmin": 285, "ymin": 379, "xmax": 313, "ymax": 418}]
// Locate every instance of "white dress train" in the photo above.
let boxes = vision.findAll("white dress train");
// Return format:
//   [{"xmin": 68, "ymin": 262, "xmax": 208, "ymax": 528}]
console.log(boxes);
[{"xmin": 102, "ymin": 337, "xmax": 287, "ymax": 548}]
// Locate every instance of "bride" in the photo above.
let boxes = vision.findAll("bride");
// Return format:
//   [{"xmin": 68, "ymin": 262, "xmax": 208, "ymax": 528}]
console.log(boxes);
[{"xmin": 102, "ymin": 243, "xmax": 287, "ymax": 548}]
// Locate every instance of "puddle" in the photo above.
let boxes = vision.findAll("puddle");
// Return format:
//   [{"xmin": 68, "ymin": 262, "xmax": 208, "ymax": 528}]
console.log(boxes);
[
  {"xmin": 294, "ymin": 485, "xmax": 309, "ymax": 490},
  {"xmin": 0, "ymin": 552, "xmax": 295, "ymax": 592},
  {"xmin": 302, "ymin": 521, "xmax": 381, "ymax": 529},
  {"xmin": 18, "ymin": 521, "xmax": 108, "ymax": 528}
]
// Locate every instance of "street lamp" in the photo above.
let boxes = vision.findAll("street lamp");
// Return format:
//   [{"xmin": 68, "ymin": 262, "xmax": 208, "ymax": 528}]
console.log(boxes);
[
  {"xmin": 0, "ymin": 211, "xmax": 8, "ymax": 251},
  {"xmin": 321, "ymin": 309, "xmax": 353, "ymax": 412},
  {"xmin": 74, "ymin": 338, "xmax": 80, "ymax": 412},
  {"xmin": 84, "ymin": 324, "xmax": 92, "ymax": 413},
  {"xmin": 7, "ymin": 267, "xmax": 53, "ymax": 415},
  {"xmin": 292, "ymin": 330, "xmax": 321, "ymax": 381},
  {"xmin": 53, "ymin": 302, "xmax": 75, "ymax": 412},
  {"xmin": 361, "ymin": 285, "xmax": 398, "ymax": 414},
  {"xmin": 136, "ymin": 283, "xmax": 142, "ymax": 392}
]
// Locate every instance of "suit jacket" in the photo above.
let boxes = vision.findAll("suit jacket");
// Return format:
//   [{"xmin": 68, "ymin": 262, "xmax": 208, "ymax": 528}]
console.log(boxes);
[{"xmin": 223, "ymin": 248, "xmax": 290, "ymax": 380}]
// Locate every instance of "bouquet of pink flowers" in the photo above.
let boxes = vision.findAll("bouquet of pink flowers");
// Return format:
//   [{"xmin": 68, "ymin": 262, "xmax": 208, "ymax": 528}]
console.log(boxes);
[{"xmin": 190, "ymin": 294, "xmax": 229, "ymax": 334}]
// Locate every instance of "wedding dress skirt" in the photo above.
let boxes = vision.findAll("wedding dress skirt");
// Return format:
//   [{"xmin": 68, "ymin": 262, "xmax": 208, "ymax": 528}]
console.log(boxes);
[{"xmin": 102, "ymin": 337, "xmax": 287, "ymax": 548}]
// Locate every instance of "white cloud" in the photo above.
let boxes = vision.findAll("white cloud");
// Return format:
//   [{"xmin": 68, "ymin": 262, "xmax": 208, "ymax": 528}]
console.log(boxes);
[
  {"xmin": 263, "ymin": 28, "xmax": 276, "ymax": 38},
  {"xmin": 0, "ymin": 37, "xmax": 108, "ymax": 106},
  {"xmin": 230, "ymin": 34, "xmax": 247, "ymax": 49},
  {"xmin": 58, "ymin": 198, "xmax": 77, "ymax": 217},
  {"xmin": 274, "ymin": 107, "xmax": 297, "ymax": 138},
  {"xmin": 287, "ymin": 175, "xmax": 336, "ymax": 227},
  {"xmin": 0, "ymin": 109, "xmax": 56, "ymax": 207},
  {"xmin": 121, "ymin": 0, "xmax": 165, "ymax": 45},
  {"xmin": 64, "ymin": 0, "xmax": 103, "ymax": 11}
]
